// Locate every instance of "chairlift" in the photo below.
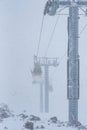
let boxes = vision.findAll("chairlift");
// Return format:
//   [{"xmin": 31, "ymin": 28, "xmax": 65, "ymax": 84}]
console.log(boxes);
[
  {"xmin": 31, "ymin": 63, "xmax": 42, "ymax": 77},
  {"xmin": 31, "ymin": 63, "xmax": 43, "ymax": 84}
]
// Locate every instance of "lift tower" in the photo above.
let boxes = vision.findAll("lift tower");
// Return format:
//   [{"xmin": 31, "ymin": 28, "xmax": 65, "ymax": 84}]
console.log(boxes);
[
  {"xmin": 34, "ymin": 56, "xmax": 58, "ymax": 112},
  {"xmin": 44, "ymin": 0, "xmax": 87, "ymax": 126}
]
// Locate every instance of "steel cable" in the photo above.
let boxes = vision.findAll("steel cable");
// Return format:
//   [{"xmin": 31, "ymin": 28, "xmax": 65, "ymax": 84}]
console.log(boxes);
[
  {"xmin": 44, "ymin": 16, "xmax": 60, "ymax": 57},
  {"xmin": 36, "ymin": 15, "xmax": 45, "ymax": 56}
]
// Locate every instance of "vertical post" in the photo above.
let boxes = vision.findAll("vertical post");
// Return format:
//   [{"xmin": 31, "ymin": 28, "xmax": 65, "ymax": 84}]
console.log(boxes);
[
  {"xmin": 44, "ymin": 65, "xmax": 49, "ymax": 112},
  {"xmin": 34, "ymin": 56, "xmax": 58, "ymax": 113},
  {"xmin": 67, "ymin": 6, "xmax": 79, "ymax": 125},
  {"xmin": 40, "ymin": 82, "xmax": 43, "ymax": 112}
]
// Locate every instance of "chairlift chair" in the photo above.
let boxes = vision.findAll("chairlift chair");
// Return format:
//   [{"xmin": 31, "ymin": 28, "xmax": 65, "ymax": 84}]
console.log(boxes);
[{"xmin": 31, "ymin": 63, "xmax": 43, "ymax": 83}]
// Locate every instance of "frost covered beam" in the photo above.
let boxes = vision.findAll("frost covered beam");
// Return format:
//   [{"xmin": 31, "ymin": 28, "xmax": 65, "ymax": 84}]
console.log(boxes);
[{"xmin": 44, "ymin": 0, "xmax": 87, "ymax": 16}]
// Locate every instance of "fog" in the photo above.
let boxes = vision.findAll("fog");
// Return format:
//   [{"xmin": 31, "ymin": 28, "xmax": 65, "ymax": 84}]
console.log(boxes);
[{"xmin": 0, "ymin": 0, "xmax": 87, "ymax": 125}]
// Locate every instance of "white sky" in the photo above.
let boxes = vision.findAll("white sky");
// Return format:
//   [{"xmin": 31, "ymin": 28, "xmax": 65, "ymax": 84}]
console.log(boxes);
[{"xmin": 0, "ymin": 0, "xmax": 87, "ymax": 125}]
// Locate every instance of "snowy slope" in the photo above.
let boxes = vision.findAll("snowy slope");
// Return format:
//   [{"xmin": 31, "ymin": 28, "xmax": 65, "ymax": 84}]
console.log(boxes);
[
  {"xmin": 0, "ymin": 104, "xmax": 87, "ymax": 130},
  {"xmin": 0, "ymin": 117, "xmax": 77, "ymax": 130},
  {"xmin": 0, "ymin": 114, "xmax": 85, "ymax": 130}
]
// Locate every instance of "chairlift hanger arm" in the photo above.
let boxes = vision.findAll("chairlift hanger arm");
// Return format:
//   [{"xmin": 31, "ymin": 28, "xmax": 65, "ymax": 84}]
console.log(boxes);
[{"xmin": 34, "ymin": 56, "xmax": 59, "ymax": 67}]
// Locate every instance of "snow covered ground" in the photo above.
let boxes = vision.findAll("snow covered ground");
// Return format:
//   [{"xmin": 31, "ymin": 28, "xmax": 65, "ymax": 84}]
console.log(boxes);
[
  {"xmin": 0, "ymin": 103, "xmax": 87, "ymax": 130},
  {"xmin": 0, "ymin": 117, "xmax": 77, "ymax": 130}
]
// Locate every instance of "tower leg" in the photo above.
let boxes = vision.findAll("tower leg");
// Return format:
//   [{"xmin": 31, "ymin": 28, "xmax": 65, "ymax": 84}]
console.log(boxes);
[
  {"xmin": 67, "ymin": 6, "xmax": 79, "ymax": 125},
  {"xmin": 44, "ymin": 65, "xmax": 49, "ymax": 113},
  {"xmin": 69, "ymin": 100, "xmax": 78, "ymax": 125},
  {"xmin": 40, "ymin": 82, "xmax": 43, "ymax": 112}
]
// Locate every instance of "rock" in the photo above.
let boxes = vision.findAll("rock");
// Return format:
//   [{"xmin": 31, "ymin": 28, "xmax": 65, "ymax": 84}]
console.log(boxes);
[
  {"xmin": 0, "ymin": 103, "xmax": 13, "ymax": 120},
  {"xmin": 30, "ymin": 115, "xmax": 41, "ymax": 122},
  {"xmin": 24, "ymin": 121, "xmax": 34, "ymax": 130},
  {"xmin": 41, "ymin": 125, "xmax": 45, "ymax": 129},
  {"xmin": 17, "ymin": 113, "xmax": 28, "ymax": 120},
  {"xmin": 4, "ymin": 126, "xmax": 8, "ymax": 129},
  {"xmin": 78, "ymin": 124, "xmax": 87, "ymax": 130},
  {"xmin": 50, "ymin": 116, "xmax": 58, "ymax": 123}
]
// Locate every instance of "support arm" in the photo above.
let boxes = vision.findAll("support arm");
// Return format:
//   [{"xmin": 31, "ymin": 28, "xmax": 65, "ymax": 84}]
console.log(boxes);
[
  {"xmin": 44, "ymin": 0, "xmax": 87, "ymax": 16},
  {"xmin": 44, "ymin": 0, "xmax": 59, "ymax": 15}
]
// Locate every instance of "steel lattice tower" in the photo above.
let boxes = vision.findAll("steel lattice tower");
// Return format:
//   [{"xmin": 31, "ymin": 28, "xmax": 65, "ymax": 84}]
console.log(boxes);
[
  {"xmin": 44, "ymin": 0, "xmax": 87, "ymax": 125},
  {"xmin": 67, "ymin": 6, "xmax": 79, "ymax": 125}
]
